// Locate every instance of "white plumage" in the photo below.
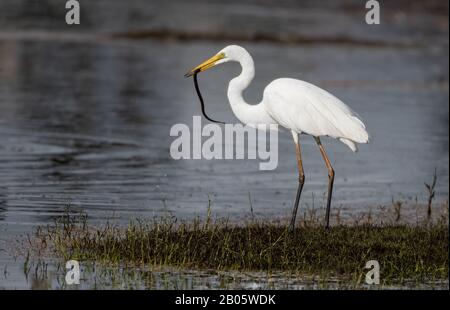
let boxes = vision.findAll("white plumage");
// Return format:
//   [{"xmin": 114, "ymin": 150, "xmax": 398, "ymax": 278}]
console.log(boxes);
[
  {"xmin": 185, "ymin": 44, "xmax": 370, "ymax": 229},
  {"xmin": 263, "ymin": 78, "xmax": 369, "ymax": 152}
]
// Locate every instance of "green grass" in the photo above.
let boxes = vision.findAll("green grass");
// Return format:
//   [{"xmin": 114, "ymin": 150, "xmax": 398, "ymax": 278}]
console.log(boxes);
[{"xmin": 32, "ymin": 212, "xmax": 449, "ymax": 285}]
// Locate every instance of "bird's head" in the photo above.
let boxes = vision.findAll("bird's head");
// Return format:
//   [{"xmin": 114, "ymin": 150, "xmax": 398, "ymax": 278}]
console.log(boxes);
[{"xmin": 184, "ymin": 45, "xmax": 248, "ymax": 77}]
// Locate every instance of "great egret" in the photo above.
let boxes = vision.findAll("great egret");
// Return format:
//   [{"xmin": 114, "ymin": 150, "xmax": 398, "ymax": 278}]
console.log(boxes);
[{"xmin": 185, "ymin": 45, "xmax": 370, "ymax": 230}]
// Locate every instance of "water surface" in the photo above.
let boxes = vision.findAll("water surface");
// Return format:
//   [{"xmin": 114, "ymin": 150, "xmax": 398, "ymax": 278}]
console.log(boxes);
[{"xmin": 0, "ymin": 0, "xmax": 448, "ymax": 289}]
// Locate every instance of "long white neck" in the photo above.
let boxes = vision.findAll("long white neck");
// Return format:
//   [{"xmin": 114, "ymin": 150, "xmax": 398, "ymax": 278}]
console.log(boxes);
[{"xmin": 227, "ymin": 53, "xmax": 274, "ymax": 126}]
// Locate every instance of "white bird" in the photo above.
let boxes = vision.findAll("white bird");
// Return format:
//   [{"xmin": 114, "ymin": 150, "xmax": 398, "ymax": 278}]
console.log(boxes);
[{"xmin": 185, "ymin": 45, "xmax": 370, "ymax": 230}]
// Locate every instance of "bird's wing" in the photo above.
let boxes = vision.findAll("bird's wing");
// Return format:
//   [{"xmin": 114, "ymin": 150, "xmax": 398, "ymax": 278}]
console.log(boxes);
[{"xmin": 263, "ymin": 78, "xmax": 369, "ymax": 144}]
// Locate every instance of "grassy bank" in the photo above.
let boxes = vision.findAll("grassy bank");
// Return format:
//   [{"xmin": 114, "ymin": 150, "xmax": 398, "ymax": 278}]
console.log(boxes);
[{"xmin": 31, "ymin": 212, "xmax": 449, "ymax": 285}]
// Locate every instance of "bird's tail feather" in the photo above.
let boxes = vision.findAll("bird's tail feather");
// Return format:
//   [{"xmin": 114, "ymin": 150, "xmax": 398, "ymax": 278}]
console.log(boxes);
[
  {"xmin": 349, "ymin": 116, "xmax": 370, "ymax": 143},
  {"xmin": 340, "ymin": 138, "xmax": 358, "ymax": 152}
]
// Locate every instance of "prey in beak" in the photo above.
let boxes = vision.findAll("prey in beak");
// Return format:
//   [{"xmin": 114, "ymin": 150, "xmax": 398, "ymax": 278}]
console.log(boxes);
[
  {"xmin": 184, "ymin": 52, "xmax": 225, "ymax": 124},
  {"xmin": 185, "ymin": 53, "xmax": 225, "ymax": 77}
]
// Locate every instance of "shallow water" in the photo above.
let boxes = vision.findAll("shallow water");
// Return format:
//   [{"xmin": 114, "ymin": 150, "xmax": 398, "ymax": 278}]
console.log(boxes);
[
  {"xmin": 0, "ymin": 0, "xmax": 448, "ymax": 289},
  {"xmin": 8, "ymin": 261, "xmax": 449, "ymax": 290}
]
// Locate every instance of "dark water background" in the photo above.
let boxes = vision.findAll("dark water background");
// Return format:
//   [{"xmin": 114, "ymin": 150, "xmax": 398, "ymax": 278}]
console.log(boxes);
[{"xmin": 0, "ymin": 0, "xmax": 448, "ymax": 289}]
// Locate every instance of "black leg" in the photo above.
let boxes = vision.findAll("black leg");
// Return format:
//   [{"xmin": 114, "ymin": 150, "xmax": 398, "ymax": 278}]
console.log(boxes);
[
  {"xmin": 289, "ymin": 174, "xmax": 305, "ymax": 231},
  {"xmin": 314, "ymin": 137, "xmax": 334, "ymax": 228},
  {"xmin": 289, "ymin": 135, "xmax": 305, "ymax": 232}
]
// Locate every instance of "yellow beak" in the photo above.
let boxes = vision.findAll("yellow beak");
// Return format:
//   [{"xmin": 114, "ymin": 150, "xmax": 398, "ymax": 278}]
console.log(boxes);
[{"xmin": 184, "ymin": 53, "xmax": 225, "ymax": 77}]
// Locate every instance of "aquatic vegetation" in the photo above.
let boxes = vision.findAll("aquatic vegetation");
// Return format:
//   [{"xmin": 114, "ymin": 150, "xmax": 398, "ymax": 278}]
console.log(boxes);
[{"xmin": 31, "ymin": 211, "xmax": 449, "ymax": 286}]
